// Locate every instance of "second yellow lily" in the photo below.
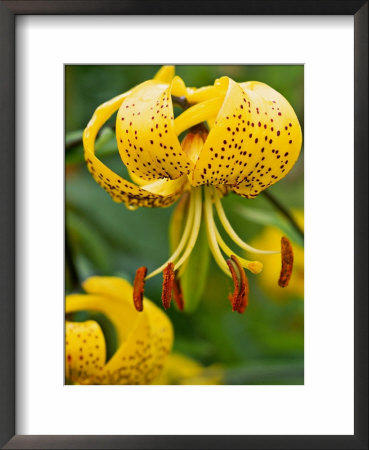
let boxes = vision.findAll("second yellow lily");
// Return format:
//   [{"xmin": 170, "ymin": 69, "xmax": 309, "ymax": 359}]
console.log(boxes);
[{"xmin": 66, "ymin": 276, "xmax": 173, "ymax": 384}]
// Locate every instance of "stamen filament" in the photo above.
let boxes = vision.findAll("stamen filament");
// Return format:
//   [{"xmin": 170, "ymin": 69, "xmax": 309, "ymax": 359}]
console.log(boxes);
[
  {"xmin": 145, "ymin": 191, "xmax": 195, "ymax": 280},
  {"xmin": 212, "ymin": 188, "xmax": 279, "ymax": 255},
  {"xmin": 174, "ymin": 187, "xmax": 203, "ymax": 271},
  {"xmin": 215, "ymin": 228, "xmax": 263, "ymax": 275},
  {"xmin": 174, "ymin": 97, "xmax": 224, "ymax": 136},
  {"xmin": 204, "ymin": 187, "xmax": 232, "ymax": 277}
]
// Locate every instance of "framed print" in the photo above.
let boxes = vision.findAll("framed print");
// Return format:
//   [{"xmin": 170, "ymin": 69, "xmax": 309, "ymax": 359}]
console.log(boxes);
[
  {"xmin": 0, "ymin": 1, "xmax": 368, "ymax": 449},
  {"xmin": 64, "ymin": 62, "xmax": 305, "ymax": 388}
]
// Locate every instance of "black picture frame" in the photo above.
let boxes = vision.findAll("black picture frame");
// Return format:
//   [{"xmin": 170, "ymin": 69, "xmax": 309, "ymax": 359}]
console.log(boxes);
[{"xmin": 0, "ymin": 1, "xmax": 367, "ymax": 449}]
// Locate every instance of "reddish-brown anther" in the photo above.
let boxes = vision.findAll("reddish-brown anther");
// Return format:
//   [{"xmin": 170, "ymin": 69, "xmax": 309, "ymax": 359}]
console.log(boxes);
[
  {"xmin": 133, "ymin": 266, "xmax": 147, "ymax": 311},
  {"xmin": 226, "ymin": 255, "xmax": 249, "ymax": 313},
  {"xmin": 162, "ymin": 262, "xmax": 175, "ymax": 310},
  {"xmin": 237, "ymin": 283, "xmax": 249, "ymax": 314},
  {"xmin": 173, "ymin": 275, "xmax": 185, "ymax": 311},
  {"xmin": 278, "ymin": 236, "xmax": 294, "ymax": 287}
]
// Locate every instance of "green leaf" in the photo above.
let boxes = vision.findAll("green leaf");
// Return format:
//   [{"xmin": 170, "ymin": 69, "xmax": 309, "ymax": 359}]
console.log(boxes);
[
  {"xmin": 180, "ymin": 221, "xmax": 210, "ymax": 313},
  {"xmin": 95, "ymin": 126, "xmax": 115, "ymax": 151},
  {"xmin": 66, "ymin": 209, "xmax": 112, "ymax": 274},
  {"xmin": 237, "ymin": 206, "xmax": 304, "ymax": 248},
  {"xmin": 223, "ymin": 360, "xmax": 304, "ymax": 385},
  {"xmin": 66, "ymin": 129, "xmax": 83, "ymax": 146},
  {"xmin": 65, "ymin": 126, "xmax": 117, "ymax": 165}
]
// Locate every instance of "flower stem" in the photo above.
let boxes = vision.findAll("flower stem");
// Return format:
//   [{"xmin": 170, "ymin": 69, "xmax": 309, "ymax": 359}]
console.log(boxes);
[{"xmin": 262, "ymin": 190, "xmax": 304, "ymax": 240}]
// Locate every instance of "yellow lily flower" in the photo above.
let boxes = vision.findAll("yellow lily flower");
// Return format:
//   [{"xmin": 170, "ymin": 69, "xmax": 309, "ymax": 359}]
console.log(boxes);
[
  {"xmin": 250, "ymin": 211, "xmax": 304, "ymax": 300},
  {"xmin": 83, "ymin": 66, "xmax": 302, "ymax": 313},
  {"xmin": 66, "ymin": 276, "xmax": 173, "ymax": 385}
]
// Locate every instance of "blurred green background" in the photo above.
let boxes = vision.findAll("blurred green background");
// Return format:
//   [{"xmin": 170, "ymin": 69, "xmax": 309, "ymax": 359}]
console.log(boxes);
[{"xmin": 66, "ymin": 65, "xmax": 304, "ymax": 385}]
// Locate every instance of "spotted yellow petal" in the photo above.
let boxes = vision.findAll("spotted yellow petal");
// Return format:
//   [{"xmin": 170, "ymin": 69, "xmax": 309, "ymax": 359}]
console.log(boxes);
[
  {"xmin": 103, "ymin": 300, "xmax": 173, "ymax": 385},
  {"xmin": 83, "ymin": 91, "xmax": 185, "ymax": 208},
  {"xmin": 171, "ymin": 76, "xmax": 227, "ymax": 103},
  {"xmin": 173, "ymin": 78, "xmax": 229, "ymax": 136},
  {"xmin": 142, "ymin": 175, "xmax": 188, "ymax": 196},
  {"xmin": 153, "ymin": 65, "xmax": 175, "ymax": 84},
  {"xmin": 67, "ymin": 277, "xmax": 152, "ymax": 347},
  {"xmin": 206, "ymin": 116, "xmax": 217, "ymax": 129},
  {"xmin": 171, "ymin": 75, "xmax": 187, "ymax": 97},
  {"xmin": 184, "ymin": 77, "xmax": 228, "ymax": 104},
  {"xmin": 67, "ymin": 293, "xmax": 135, "ymax": 346},
  {"xmin": 82, "ymin": 276, "xmax": 133, "ymax": 301},
  {"xmin": 128, "ymin": 169, "xmax": 151, "ymax": 186},
  {"xmin": 173, "ymin": 97, "xmax": 223, "ymax": 137},
  {"xmin": 129, "ymin": 169, "xmax": 188, "ymax": 196},
  {"xmin": 143, "ymin": 299, "xmax": 174, "ymax": 380},
  {"xmin": 191, "ymin": 77, "xmax": 302, "ymax": 193},
  {"xmin": 181, "ymin": 132, "xmax": 205, "ymax": 165},
  {"xmin": 95, "ymin": 312, "xmax": 150, "ymax": 385},
  {"xmin": 232, "ymin": 81, "xmax": 303, "ymax": 198},
  {"xmin": 68, "ymin": 276, "xmax": 144, "ymax": 345},
  {"xmin": 65, "ymin": 320, "xmax": 106, "ymax": 384},
  {"xmin": 66, "ymin": 276, "xmax": 174, "ymax": 385},
  {"xmin": 116, "ymin": 80, "xmax": 192, "ymax": 181}
]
